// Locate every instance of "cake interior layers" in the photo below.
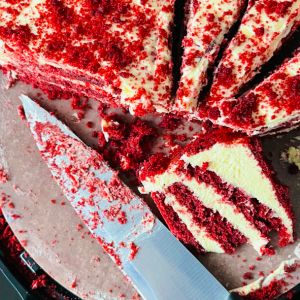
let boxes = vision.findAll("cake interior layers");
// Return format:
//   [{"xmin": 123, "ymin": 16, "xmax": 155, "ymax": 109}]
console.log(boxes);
[
  {"xmin": 208, "ymin": 50, "xmax": 300, "ymax": 135},
  {"xmin": 0, "ymin": 0, "xmax": 174, "ymax": 115},
  {"xmin": 209, "ymin": 0, "xmax": 300, "ymax": 100},
  {"xmin": 174, "ymin": 0, "xmax": 245, "ymax": 112},
  {"xmin": 140, "ymin": 131, "xmax": 295, "ymax": 254}
]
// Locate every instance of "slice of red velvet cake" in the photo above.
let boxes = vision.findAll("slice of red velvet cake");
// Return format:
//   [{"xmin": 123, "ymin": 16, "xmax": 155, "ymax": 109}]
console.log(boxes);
[
  {"xmin": 174, "ymin": 0, "xmax": 245, "ymax": 112},
  {"xmin": 207, "ymin": 50, "xmax": 300, "ymax": 135},
  {"xmin": 209, "ymin": 0, "xmax": 300, "ymax": 101},
  {"xmin": 0, "ymin": 0, "xmax": 174, "ymax": 115},
  {"xmin": 139, "ymin": 129, "xmax": 295, "ymax": 255}
]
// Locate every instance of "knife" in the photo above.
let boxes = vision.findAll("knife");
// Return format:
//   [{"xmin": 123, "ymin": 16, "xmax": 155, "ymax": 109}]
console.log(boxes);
[{"xmin": 20, "ymin": 94, "xmax": 241, "ymax": 300}]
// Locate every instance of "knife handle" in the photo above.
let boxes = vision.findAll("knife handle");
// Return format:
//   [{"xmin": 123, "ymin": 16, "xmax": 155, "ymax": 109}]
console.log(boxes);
[{"xmin": 227, "ymin": 292, "xmax": 244, "ymax": 300}]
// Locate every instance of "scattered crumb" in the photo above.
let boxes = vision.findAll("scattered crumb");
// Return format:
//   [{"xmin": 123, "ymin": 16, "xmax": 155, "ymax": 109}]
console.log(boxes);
[
  {"xmin": 71, "ymin": 278, "xmax": 77, "ymax": 288},
  {"xmin": 249, "ymin": 265, "xmax": 256, "ymax": 271},
  {"xmin": 31, "ymin": 275, "xmax": 47, "ymax": 290},
  {"xmin": 21, "ymin": 240, "xmax": 28, "ymax": 247},
  {"xmin": 0, "ymin": 168, "xmax": 8, "ymax": 183},
  {"xmin": 243, "ymin": 272, "xmax": 254, "ymax": 280},
  {"xmin": 17, "ymin": 105, "xmax": 26, "ymax": 120},
  {"xmin": 77, "ymin": 224, "xmax": 84, "ymax": 231},
  {"xmin": 86, "ymin": 121, "xmax": 94, "ymax": 128},
  {"xmin": 129, "ymin": 242, "xmax": 139, "ymax": 260}
]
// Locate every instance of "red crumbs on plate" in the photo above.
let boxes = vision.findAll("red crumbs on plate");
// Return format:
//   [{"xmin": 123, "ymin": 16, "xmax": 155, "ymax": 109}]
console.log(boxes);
[
  {"xmin": 0, "ymin": 168, "xmax": 8, "ymax": 184},
  {"xmin": 243, "ymin": 272, "xmax": 254, "ymax": 280},
  {"xmin": 71, "ymin": 278, "xmax": 77, "ymax": 288},
  {"xmin": 31, "ymin": 275, "xmax": 47, "ymax": 290},
  {"xmin": 129, "ymin": 242, "xmax": 139, "ymax": 260},
  {"xmin": 17, "ymin": 105, "xmax": 26, "ymax": 120}
]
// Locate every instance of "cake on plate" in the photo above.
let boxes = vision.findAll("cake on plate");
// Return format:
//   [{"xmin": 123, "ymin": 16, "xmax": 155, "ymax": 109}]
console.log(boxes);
[
  {"xmin": 139, "ymin": 129, "xmax": 295, "ymax": 255},
  {"xmin": 0, "ymin": 0, "xmax": 174, "ymax": 115}
]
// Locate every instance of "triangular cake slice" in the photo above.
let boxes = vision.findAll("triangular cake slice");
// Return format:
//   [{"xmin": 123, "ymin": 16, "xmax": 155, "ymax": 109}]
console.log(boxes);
[
  {"xmin": 139, "ymin": 130, "xmax": 295, "ymax": 254},
  {"xmin": 174, "ymin": 0, "xmax": 245, "ymax": 112},
  {"xmin": 0, "ymin": 0, "xmax": 174, "ymax": 115},
  {"xmin": 209, "ymin": 0, "xmax": 300, "ymax": 100},
  {"xmin": 207, "ymin": 50, "xmax": 300, "ymax": 135}
]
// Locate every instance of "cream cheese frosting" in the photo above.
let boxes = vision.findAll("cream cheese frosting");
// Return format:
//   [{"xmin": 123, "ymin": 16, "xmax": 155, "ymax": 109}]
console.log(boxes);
[{"xmin": 209, "ymin": 0, "xmax": 300, "ymax": 99}]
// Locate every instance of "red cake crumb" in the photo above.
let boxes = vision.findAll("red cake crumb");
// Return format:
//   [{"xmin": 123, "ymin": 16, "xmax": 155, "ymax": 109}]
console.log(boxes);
[
  {"xmin": 159, "ymin": 114, "xmax": 183, "ymax": 130},
  {"xmin": 50, "ymin": 199, "xmax": 56, "ymax": 204},
  {"xmin": 243, "ymin": 272, "xmax": 254, "ymax": 280},
  {"xmin": 97, "ymin": 109, "xmax": 158, "ymax": 181},
  {"xmin": 243, "ymin": 279, "xmax": 287, "ymax": 300},
  {"xmin": 97, "ymin": 238, "xmax": 121, "ymax": 266},
  {"xmin": 17, "ymin": 105, "xmax": 26, "ymax": 120},
  {"xmin": 249, "ymin": 265, "xmax": 256, "ymax": 271},
  {"xmin": 8, "ymin": 202, "xmax": 15, "ymax": 209},
  {"xmin": 71, "ymin": 278, "xmax": 77, "ymax": 288},
  {"xmin": 31, "ymin": 275, "xmax": 47, "ymax": 290},
  {"xmin": 103, "ymin": 204, "xmax": 127, "ymax": 224},
  {"xmin": 11, "ymin": 214, "xmax": 21, "ymax": 220},
  {"xmin": 86, "ymin": 121, "xmax": 94, "ymax": 128},
  {"xmin": 20, "ymin": 240, "xmax": 28, "ymax": 247},
  {"xmin": 0, "ymin": 168, "xmax": 8, "ymax": 183},
  {"xmin": 77, "ymin": 224, "xmax": 84, "ymax": 231},
  {"xmin": 129, "ymin": 242, "xmax": 139, "ymax": 260},
  {"xmin": 117, "ymin": 211, "xmax": 127, "ymax": 225}
]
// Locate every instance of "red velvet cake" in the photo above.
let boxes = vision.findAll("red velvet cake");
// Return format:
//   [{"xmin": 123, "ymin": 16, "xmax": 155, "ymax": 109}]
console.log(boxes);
[
  {"xmin": 0, "ymin": 0, "xmax": 174, "ymax": 115},
  {"xmin": 174, "ymin": 0, "xmax": 245, "ymax": 112},
  {"xmin": 139, "ymin": 129, "xmax": 295, "ymax": 255},
  {"xmin": 209, "ymin": 0, "xmax": 300, "ymax": 100},
  {"xmin": 207, "ymin": 50, "xmax": 300, "ymax": 135}
]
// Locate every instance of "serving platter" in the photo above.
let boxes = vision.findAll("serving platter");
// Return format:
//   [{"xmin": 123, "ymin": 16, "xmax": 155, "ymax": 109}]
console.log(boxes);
[{"xmin": 0, "ymin": 73, "xmax": 300, "ymax": 299}]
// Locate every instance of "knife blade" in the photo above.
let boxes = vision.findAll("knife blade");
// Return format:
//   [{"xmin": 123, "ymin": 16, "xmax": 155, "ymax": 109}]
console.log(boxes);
[{"xmin": 20, "ymin": 94, "xmax": 235, "ymax": 300}]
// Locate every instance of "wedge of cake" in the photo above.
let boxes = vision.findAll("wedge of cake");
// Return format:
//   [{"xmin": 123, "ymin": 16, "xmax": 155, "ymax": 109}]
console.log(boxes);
[
  {"xmin": 139, "ymin": 129, "xmax": 295, "ymax": 254},
  {"xmin": 0, "ymin": 0, "xmax": 174, "ymax": 115},
  {"xmin": 174, "ymin": 0, "xmax": 245, "ymax": 112},
  {"xmin": 208, "ymin": 50, "xmax": 300, "ymax": 135},
  {"xmin": 209, "ymin": 0, "xmax": 300, "ymax": 101}
]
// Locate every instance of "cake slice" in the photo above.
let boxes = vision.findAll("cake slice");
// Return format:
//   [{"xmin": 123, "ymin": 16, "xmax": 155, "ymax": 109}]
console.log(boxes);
[
  {"xmin": 208, "ymin": 50, "xmax": 300, "ymax": 135},
  {"xmin": 174, "ymin": 0, "xmax": 245, "ymax": 112},
  {"xmin": 139, "ymin": 130, "xmax": 295, "ymax": 254},
  {"xmin": 0, "ymin": 0, "xmax": 174, "ymax": 115},
  {"xmin": 209, "ymin": 0, "xmax": 300, "ymax": 100}
]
